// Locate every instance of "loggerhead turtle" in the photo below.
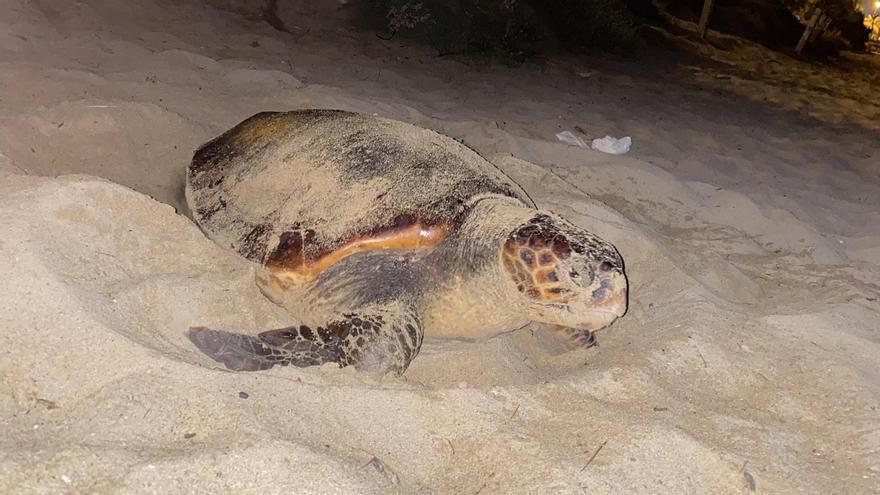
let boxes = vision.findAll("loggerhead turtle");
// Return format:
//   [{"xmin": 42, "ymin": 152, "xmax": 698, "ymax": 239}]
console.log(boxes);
[{"xmin": 186, "ymin": 109, "xmax": 627, "ymax": 375}]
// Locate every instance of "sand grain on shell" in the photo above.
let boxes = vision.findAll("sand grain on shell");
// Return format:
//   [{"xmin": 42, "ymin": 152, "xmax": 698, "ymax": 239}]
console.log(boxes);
[{"xmin": 1, "ymin": 0, "xmax": 879, "ymax": 493}]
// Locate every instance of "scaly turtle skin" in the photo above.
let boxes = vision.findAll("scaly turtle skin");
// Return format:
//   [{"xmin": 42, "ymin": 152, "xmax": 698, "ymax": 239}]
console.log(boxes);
[{"xmin": 186, "ymin": 110, "xmax": 627, "ymax": 374}]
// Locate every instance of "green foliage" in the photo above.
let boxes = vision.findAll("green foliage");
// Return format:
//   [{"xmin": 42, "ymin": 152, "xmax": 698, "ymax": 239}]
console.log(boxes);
[
  {"xmin": 816, "ymin": 0, "xmax": 871, "ymax": 51},
  {"xmin": 789, "ymin": 0, "xmax": 870, "ymax": 52},
  {"xmin": 809, "ymin": 0, "xmax": 860, "ymax": 21},
  {"xmin": 355, "ymin": 0, "xmax": 641, "ymax": 64}
]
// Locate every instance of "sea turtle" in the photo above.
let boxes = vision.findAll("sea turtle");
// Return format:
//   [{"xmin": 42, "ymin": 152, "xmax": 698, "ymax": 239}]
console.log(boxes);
[{"xmin": 186, "ymin": 109, "xmax": 627, "ymax": 375}]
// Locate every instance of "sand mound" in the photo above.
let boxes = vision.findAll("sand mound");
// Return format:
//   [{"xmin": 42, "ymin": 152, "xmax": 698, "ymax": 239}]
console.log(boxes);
[{"xmin": 2, "ymin": 162, "xmax": 877, "ymax": 492}]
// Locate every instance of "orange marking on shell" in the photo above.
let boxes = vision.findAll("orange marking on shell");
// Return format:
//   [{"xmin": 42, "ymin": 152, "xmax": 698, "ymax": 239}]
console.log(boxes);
[{"xmin": 267, "ymin": 222, "xmax": 451, "ymax": 286}]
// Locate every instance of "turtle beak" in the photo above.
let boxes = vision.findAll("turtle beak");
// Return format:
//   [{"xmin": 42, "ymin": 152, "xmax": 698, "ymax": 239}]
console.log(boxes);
[{"xmin": 575, "ymin": 269, "xmax": 627, "ymax": 331}]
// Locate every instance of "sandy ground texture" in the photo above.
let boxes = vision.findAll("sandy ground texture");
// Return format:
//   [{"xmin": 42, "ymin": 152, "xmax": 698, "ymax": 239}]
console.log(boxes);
[{"xmin": 1, "ymin": 0, "xmax": 879, "ymax": 493}]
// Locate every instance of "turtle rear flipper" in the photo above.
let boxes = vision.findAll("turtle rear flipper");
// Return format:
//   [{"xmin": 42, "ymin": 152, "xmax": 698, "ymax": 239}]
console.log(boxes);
[{"xmin": 188, "ymin": 306, "xmax": 423, "ymax": 375}]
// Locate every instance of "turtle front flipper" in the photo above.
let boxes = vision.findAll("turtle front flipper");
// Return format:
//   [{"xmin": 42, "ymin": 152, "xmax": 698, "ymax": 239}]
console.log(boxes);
[
  {"xmin": 187, "ymin": 325, "xmax": 340, "ymax": 371},
  {"xmin": 187, "ymin": 306, "xmax": 423, "ymax": 375}
]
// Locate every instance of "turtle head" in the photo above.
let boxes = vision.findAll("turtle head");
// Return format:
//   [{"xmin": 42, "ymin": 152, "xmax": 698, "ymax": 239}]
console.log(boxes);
[{"xmin": 501, "ymin": 213, "xmax": 627, "ymax": 333}]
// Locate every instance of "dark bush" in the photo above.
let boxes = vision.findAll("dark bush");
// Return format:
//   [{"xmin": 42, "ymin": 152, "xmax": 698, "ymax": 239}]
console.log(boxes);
[
  {"xmin": 623, "ymin": 0, "xmax": 662, "ymax": 22},
  {"xmin": 353, "ymin": 0, "xmax": 642, "ymax": 64},
  {"xmin": 799, "ymin": 0, "xmax": 871, "ymax": 53},
  {"xmin": 530, "ymin": 0, "xmax": 641, "ymax": 53},
  {"xmin": 831, "ymin": 10, "xmax": 870, "ymax": 51},
  {"xmin": 663, "ymin": 0, "xmax": 870, "ymax": 54},
  {"xmin": 662, "ymin": 0, "xmax": 804, "ymax": 50},
  {"xmin": 354, "ymin": 0, "xmax": 541, "ymax": 63}
]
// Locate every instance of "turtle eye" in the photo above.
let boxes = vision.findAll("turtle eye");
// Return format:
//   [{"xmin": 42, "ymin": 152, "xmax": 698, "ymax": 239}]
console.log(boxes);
[{"xmin": 569, "ymin": 270, "xmax": 579, "ymax": 279}]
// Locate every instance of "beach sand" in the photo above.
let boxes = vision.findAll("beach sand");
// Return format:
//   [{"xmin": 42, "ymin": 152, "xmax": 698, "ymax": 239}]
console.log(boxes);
[{"xmin": 1, "ymin": 1, "xmax": 878, "ymax": 492}]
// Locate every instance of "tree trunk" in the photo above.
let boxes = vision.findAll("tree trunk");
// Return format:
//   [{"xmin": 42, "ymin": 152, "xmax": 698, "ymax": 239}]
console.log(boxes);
[
  {"xmin": 698, "ymin": 0, "xmax": 715, "ymax": 40},
  {"xmin": 795, "ymin": 7, "xmax": 822, "ymax": 55},
  {"xmin": 809, "ymin": 14, "xmax": 831, "ymax": 44}
]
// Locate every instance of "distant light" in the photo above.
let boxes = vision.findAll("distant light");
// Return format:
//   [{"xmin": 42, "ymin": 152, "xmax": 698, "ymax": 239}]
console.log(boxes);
[{"xmin": 876, "ymin": 0, "xmax": 880, "ymax": 9}]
